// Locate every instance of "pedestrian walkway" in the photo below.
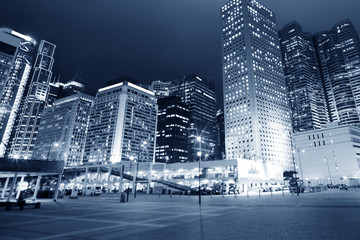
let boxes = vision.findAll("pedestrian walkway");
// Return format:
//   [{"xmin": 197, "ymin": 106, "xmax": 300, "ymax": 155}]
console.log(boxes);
[{"xmin": 1, "ymin": 190, "xmax": 359, "ymax": 240}]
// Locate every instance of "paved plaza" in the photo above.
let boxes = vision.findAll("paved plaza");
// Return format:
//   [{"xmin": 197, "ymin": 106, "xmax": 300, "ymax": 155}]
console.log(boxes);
[{"xmin": 1, "ymin": 190, "xmax": 360, "ymax": 240}]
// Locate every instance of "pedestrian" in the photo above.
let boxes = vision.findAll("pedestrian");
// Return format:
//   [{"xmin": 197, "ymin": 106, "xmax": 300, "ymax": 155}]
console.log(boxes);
[{"xmin": 17, "ymin": 191, "xmax": 26, "ymax": 210}]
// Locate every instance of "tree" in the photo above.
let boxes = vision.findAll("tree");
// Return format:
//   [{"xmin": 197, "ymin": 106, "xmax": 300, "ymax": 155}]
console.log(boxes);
[{"xmin": 283, "ymin": 171, "xmax": 298, "ymax": 181}]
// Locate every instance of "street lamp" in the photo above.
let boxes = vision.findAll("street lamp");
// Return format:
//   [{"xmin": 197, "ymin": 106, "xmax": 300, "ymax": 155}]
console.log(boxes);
[
  {"xmin": 323, "ymin": 157, "xmax": 333, "ymax": 185},
  {"xmin": 289, "ymin": 131, "xmax": 299, "ymax": 196},
  {"xmin": 296, "ymin": 148, "xmax": 305, "ymax": 180},
  {"xmin": 127, "ymin": 156, "xmax": 135, "ymax": 201},
  {"xmin": 196, "ymin": 136, "xmax": 202, "ymax": 205},
  {"xmin": 134, "ymin": 140, "xmax": 147, "ymax": 198}
]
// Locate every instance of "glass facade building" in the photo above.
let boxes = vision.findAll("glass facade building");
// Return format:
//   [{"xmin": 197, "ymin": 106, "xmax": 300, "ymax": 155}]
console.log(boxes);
[
  {"xmin": 59, "ymin": 71, "xmax": 86, "ymax": 98},
  {"xmin": 215, "ymin": 108, "xmax": 226, "ymax": 160},
  {"xmin": 279, "ymin": 22, "xmax": 328, "ymax": 133},
  {"xmin": 0, "ymin": 28, "xmax": 36, "ymax": 158},
  {"xmin": 83, "ymin": 80, "xmax": 157, "ymax": 164},
  {"xmin": 169, "ymin": 74, "xmax": 217, "ymax": 162},
  {"xmin": 155, "ymin": 96, "xmax": 189, "ymax": 163},
  {"xmin": 150, "ymin": 80, "xmax": 171, "ymax": 99},
  {"xmin": 32, "ymin": 93, "xmax": 94, "ymax": 165},
  {"xmin": 222, "ymin": 0, "xmax": 292, "ymax": 179},
  {"xmin": 7, "ymin": 41, "xmax": 56, "ymax": 159},
  {"xmin": 315, "ymin": 20, "xmax": 360, "ymax": 125}
]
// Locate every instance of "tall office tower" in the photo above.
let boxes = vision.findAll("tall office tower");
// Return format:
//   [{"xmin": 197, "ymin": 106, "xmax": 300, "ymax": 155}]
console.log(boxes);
[
  {"xmin": 59, "ymin": 71, "xmax": 86, "ymax": 98},
  {"xmin": 315, "ymin": 20, "xmax": 360, "ymax": 125},
  {"xmin": 47, "ymin": 79, "xmax": 63, "ymax": 107},
  {"xmin": 155, "ymin": 96, "xmax": 189, "ymax": 163},
  {"xmin": 214, "ymin": 108, "xmax": 225, "ymax": 160},
  {"xmin": 32, "ymin": 94, "xmax": 94, "ymax": 165},
  {"xmin": 7, "ymin": 41, "xmax": 56, "ymax": 159},
  {"xmin": 150, "ymin": 80, "xmax": 171, "ymax": 99},
  {"xmin": 0, "ymin": 28, "xmax": 36, "ymax": 158},
  {"xmin": 169, "ymin": 74, "xmax": 217, "ymax": 162},
  {"xmin": 279, "ymin": 22, "xmax": 328, "ymax": 133},
  {"xmin": 83, "ymin": 80, "xmax": 157, "ymax": 164},
  {"xmin": 222, "ymin": 0, "xmax": 292, "ymax": 178}
]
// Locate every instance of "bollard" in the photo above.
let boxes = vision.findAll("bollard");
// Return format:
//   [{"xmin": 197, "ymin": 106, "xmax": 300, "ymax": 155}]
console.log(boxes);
[
  {"xmin": 282, "ymin": 187, "xmax": 284, "ymax": 196},
  {"xmin": 271, "ymin": 189, "xmax": 273, "ymax": 197},
  {"xmin": 259, "ymin": 189, "xmax": 261, "ymax": 197}
]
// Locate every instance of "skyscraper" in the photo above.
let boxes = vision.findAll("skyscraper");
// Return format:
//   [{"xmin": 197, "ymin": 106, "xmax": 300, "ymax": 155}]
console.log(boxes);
[
  {"xmin": 214, "ymin": 108, "xmax": 225, "ymax": 160},
  {"xmin": 279, "ymin": 22, "xmax": 328, "ymax": 132},
  {"xmin": 59, "ymin": 71, "xmax": 86, "ymax": 98},
  {"xmin": 169, "ymin": 74, "xmax": 217, "ymax": 162},
  {"xmin": 0, "ymin": 28, "xmax": 36, "ymax": 158},
  {"xmin": 315, "ymin": 20, "xmax": 360, "ymax": 125},
  {"xmin": 222, "ymin": 0, "xmax": 292, "ymax": 179},
  {"xmin": 83, "ymin": 79, "xmax": 157, "ymax": 164},
  {"xmin": 32, "ymin": 93, "xmax": 94, "ymax": 165},
  {"xmin": 150, "ymin": 80, "xmax": 171, "ymax": 99},
  {"xmin": 155, "ymin": 96, "xmax": 189, "ymax": 163},
  {"xmin": 7, "ymin": 40, "xmax": 56, "ymax": 159}
]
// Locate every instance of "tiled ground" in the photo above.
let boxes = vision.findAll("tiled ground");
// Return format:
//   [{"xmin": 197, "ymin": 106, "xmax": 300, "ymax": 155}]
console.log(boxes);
[{"xmin": 1, "ymin": 190, "xmax": 360, "ymax": 240}]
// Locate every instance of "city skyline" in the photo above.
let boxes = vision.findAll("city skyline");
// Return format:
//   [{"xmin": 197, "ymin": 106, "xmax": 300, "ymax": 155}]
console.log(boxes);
[
  {"xmin": 1, "ymin": 0, "xmax": 360, "ymax": 107},
  {"xmin": 1, "ymin": 2, "xmax": 360, "ymax": 239}
]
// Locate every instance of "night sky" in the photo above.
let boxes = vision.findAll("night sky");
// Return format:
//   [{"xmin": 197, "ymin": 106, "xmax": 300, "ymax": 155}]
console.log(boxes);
[{"xmin": 1, "ymin": 0, "xmax": 360, "ymax": 108}]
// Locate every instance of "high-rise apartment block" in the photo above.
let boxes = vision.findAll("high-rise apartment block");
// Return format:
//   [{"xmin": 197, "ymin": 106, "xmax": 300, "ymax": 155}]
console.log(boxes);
[
  {"xmin": 314, "ymin": 20, "xmax": 360, "ymax": 126},
  {"xmin": 155, "ymin": 96, "xmax": 189, "ymax": 163},
  {"xmin": 32, "ymin": 93, "xmax": 94, "ymax": 165},
  {"xmin": 279, "ymin": 22, "xmax": 328, "ymax": 133},
  {"xmin": 7, "ymin": 40, "xmax": 56, "ymax": 159},
  {"xmin": 0, "ymin": 28, "xmax": 36, "ymax": 158},
  {"xmin": 222, "ymin": 0, "xmax": 292, "ymax": 178},
  {"xmin": 83, "ymin": 80, "xmax": 157, "ymax": 164},
  {"xmin": 279, "ymin": 19, "xmax": 360, "ymax": 131}
]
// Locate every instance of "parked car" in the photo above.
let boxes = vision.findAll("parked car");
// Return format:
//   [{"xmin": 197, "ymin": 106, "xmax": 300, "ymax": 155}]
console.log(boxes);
[
  {"xmin": 94, "ymin": 186, "xmax": 102, "ymax": 196},
  {"xmin": 339, "ymin": 184, "xmax": 348, "ymax": 190}
]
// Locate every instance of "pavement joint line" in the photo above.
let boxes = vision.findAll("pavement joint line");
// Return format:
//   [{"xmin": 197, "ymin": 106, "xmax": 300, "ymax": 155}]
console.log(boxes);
[
  {"xmin": 0, "ymin": 206, "xmax": 224, "ymax": 228},
  {"xmin": 31, "ymin": 223, "xmax": 133, "ymax": 240},
  {"xmin": 0, "ymin": 209, "xmax": 150, "ymax": 227},
  {"xmin": 0, "ymin": 215, "xmax": 71, "ymax": 227},
  {"xmin": 18, "ymin": 205, "xmax": 166, "ymax": 214},
  {"xmin": 68, "ymin": 216, "xmax": 169, "ymax": 227},
  {"xmin": 126, "ymin": 209, "xmax": 221, "ymax": 216},
  {"xmin": 137, "ymin": 210, "xmax": 222, "ymax": 224}
]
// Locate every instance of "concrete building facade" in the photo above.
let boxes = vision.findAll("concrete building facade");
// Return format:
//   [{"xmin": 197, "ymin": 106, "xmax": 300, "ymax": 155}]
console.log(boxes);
[
  {"xmin": 293, "ymin": 123, "xmax": 360, "ymax": 186},
  {"xmin": 32, "ymin": 93, "xmax": 94, "ymax": 165},
  {"xmin": 83, "ymin": 80, "xmax": 158, "ymax": 164}
]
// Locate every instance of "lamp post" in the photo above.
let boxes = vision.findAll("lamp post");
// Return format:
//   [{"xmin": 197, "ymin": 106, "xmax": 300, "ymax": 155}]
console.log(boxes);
[
  {"xmin": 289, "ymin": 131, "xmax": 299, "ymax": 196},
  {"xmin": 323, "ymin": 157, "xmax": 333, "ymax": 185},
  {"xmin": 297, "ymin": 148, "xmax": 304, "ymax": 180},
  {"xmin": 134, "ymin": 141, "xmax": 147, "ymax": 198},
  {"xmin": 196, "ymin": 136, "xmax": 202, "ymax": 205},
  {"xmin": 127, "ymin": 156, "xmax": 135, "ymax": 202}
]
